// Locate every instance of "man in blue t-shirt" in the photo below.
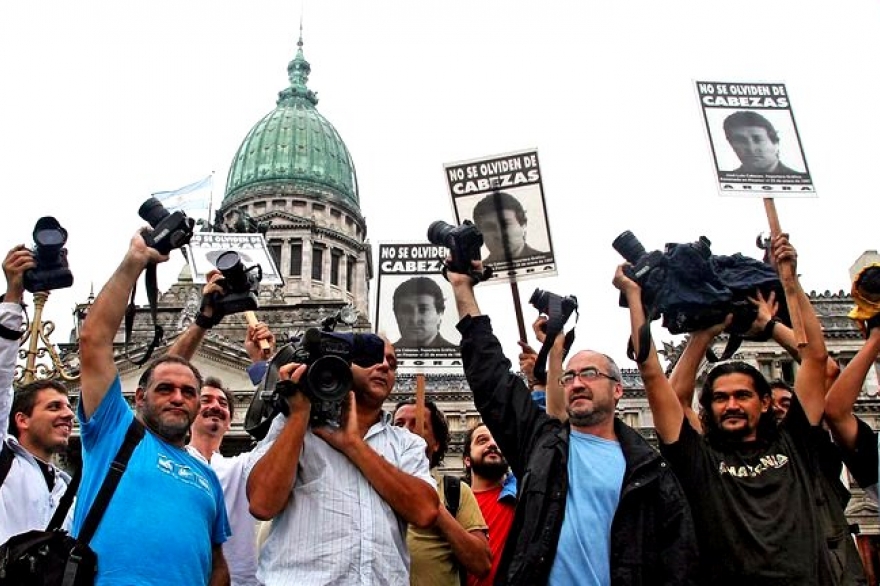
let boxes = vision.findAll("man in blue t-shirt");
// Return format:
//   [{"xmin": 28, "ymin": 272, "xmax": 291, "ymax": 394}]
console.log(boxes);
[{"xmin": 74, "ymin": 229, "xmax": 230, "ymax": 585}]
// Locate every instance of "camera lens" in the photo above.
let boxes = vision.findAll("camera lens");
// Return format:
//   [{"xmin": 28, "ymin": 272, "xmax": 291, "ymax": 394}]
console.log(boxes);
[
  {"xmin": 32, "ymin": 217, "xmax": 67, "ymax": 250},
  {"xmin": 215, "ymin": 251, "xmax": 242, "ymax": 273},
  {"xmin": 529, "ymin": 288, "xmax": 548, "ymax": 313},
  {"xmin": 427, "ymin": 221, "xmax": 455, "ymax": 247},
  {"xmin": 612, "ymin": 231, "xmax": 647, "ymax": 265},
  {"xmin": 306, "ymin": 355, "xmax": 353, "ymax": 402},
  {"xmin": 857, "ymin": 266, "xmax": 880, "ymax": 299},
  {"xmin": 138, "ymin": 197, "xmax": 171, "ymax": 228}
]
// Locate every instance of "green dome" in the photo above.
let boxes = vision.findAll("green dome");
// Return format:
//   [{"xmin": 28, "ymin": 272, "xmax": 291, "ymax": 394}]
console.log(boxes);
[{"xmin": 223, "ymin": 37, "xmax": 359, "ymax": 209}]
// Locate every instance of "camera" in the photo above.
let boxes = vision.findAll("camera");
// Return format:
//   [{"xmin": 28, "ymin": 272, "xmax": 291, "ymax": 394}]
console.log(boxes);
[
  {"xmin": 529, "ymin": 288, "xmax": 578, "ymax": 334},
  {"xmin": 247, "ymin": 329, "xmax": 387, "ymax": 435},
  {"xmin": 212, "ymin": 251, "xmax": 262, "ymax": 316},
  {"xmin": 427, "ymin": 220, "xmax": 484, "ymax": 274},
  {"xmin": 138, "ymin": 197, "xmax": 195, "ymax": 255},
  {"xmin": 23, "ymin": 217, "xmax": 74, "ymax": 293}
]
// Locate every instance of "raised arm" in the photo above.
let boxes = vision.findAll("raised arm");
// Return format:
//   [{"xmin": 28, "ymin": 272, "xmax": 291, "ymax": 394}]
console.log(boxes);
[
  {"xmin": 668, "ymin": 319, "xmax": 729, "ymax": 434},
  {"xmin": 613, "ymin": 264, "xmax": 684, "ymax": 443},
  {"xmin": 776, "ymin": 235, "xmax": 826, "ymax": 425},
  {"xmin": 78, "ymin": 230, "xmax": 167, "ymax": 419},
  {"xmin": 167, "ymin": 269, "xmax": 225, "ymax": 360},
  {"xmin": 0, "ymin": 245, "xmax": 32, "ymax": 441},
  {"xmin": 545, "ymin": 332, "xmax": 568, "ymax": 421},
  {"xmin": 825, "ymin": 326, "xmax": 880, "ymax": 450}
]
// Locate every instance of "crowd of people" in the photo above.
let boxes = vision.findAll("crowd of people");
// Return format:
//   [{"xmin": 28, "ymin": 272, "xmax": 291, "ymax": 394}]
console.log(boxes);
[{"xmin": 1, "ymin": 225, "xmax": 879, "ymax": 586}]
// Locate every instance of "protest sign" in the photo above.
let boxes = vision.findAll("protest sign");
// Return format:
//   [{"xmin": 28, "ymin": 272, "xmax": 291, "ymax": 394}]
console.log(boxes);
[
  {"xmin": 375, "ymin": 242, "xmax": 461, "ymax": 373},
  {"xmin": 696, "ymin": 81, "xmax": 814, "ymax": 197},
  {"xmin": 444, "ymin": 149, "xmax": 557, "ymax": 282}
]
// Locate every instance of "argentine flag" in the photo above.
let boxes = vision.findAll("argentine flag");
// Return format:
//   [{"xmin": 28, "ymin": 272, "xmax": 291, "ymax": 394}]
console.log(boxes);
[{"xmin": 151, "ymin": 175, "xmax": 213, "ymax": 214}]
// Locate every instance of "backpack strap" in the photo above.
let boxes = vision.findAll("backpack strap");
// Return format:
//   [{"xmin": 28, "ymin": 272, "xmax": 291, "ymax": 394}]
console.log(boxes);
[
  {"xmin": 443, "ymin": 475, "xmax": 461, "ymax": 517},
  {"xmin": 46, "ymin": 458, "xmax": 82, "ymax": 531},
  {"xmin": 77, "ymin": 419, "xmax": 146, "ymax": 544},
  {"xmin": 0, "ymin": 443, "xmax": 14, "ymax": 489}
]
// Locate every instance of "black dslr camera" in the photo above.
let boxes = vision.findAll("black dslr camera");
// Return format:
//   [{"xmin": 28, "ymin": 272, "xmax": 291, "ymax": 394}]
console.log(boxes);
[
  {"xmin": 23, "ymin": 217, "xmax": 74, "ymax": 293},
  {"xmin": 427, "ymin": 220, "xmax": 484, "ymax": 274},
  {"xmin": 247, "ymin": 329, "xmax": 386, "ymax": 437},
  {"xmin": 212, "ymin": 251, "xmax": 262, "ymax": 316},
  {"xmin": 529, "ymin": 288, "xmax": 578, "ymax": 334},
  {"xmin": 138, "ymin": 197, "xmax": 195, "ymax": 255}
]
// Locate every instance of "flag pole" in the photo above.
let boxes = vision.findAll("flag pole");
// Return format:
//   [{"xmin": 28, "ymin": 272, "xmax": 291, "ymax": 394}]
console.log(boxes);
[{"xmin": 206, "ymin": 171, "xmax": 215, "ymax": 228}]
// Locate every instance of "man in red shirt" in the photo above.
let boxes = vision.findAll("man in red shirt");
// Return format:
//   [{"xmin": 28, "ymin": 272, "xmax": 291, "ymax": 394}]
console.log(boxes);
[{"xmin": 463, "ymin": 423, "xmax": 517, "ymax": 586}]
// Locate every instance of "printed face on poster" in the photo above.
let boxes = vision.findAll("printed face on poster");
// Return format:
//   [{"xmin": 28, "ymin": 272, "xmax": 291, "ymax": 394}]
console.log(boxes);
[
  {"xmin": 375, "ymin": 243, "xmax": 462, "ymax": 374},
  {"xmin": 185, "ymin": 232, "xmax": 284, "ymax": 285},
  {"xmin": 444, "ymin": 149, "xmax": 557, "ymax": 283},
  {"xmin": 695, "ymin": 81, "xmax": 815, "ymax": 197}
]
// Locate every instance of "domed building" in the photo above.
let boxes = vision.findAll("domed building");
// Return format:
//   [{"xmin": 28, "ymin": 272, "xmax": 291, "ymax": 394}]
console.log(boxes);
[{"xmin": 219, "ymin": 34, "xmax": 370, "ymax": 315}]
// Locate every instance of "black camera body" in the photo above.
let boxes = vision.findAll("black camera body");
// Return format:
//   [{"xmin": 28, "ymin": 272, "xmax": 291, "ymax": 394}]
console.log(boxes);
[
  {"xmin": 245, "ymin": 328, "xmax": 387, "ymax": 438},
  {"xmin": 213, "ymin": 251, "xmax": 262, "ymax": 316},
  {"xmin": 427, "ymin": 220, "xmax": 484, "ymax": 274},
  {"xmin": 530, "ymin": 288, "xmax": 578, "ymax": 333},
  {"xmin": 23, "ymin": 217, "xmax": 74, "ymax": 293},
  {"xmin": 138, "ymin": 197, "xmax": 195, "ymax": 255}
]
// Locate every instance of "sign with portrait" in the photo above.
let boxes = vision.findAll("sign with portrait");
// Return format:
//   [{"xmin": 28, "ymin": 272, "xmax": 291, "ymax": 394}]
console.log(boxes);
[
  {"xmin": 375, "ymin": 243, "xmax": 462, "ymax": 374},
  {"xmin": 443, "ymin": 149, "xmax": 557, "ymax": 283},
  {"xmin": 185, "ymin": 232, "xmax": 283, "ymax": 286},
  {"xmin": 696, "ymin": 81, "xmax": 815, "ymax": 197}
]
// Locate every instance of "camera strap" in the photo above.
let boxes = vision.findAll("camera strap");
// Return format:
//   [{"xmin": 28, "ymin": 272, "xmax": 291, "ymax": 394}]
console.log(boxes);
[
  {"xmin": 532, "ymin": 329, "xmax": 576, "ymax": 386},
  {"xmin": 123, "ymin": 262, "xmax": 164, "ymax": 367}
]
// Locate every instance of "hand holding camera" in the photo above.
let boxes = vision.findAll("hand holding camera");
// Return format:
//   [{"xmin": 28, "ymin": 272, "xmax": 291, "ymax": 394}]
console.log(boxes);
[{"xmin": 3, "ymin": 245, "xmax": 36, "ymax": 303}]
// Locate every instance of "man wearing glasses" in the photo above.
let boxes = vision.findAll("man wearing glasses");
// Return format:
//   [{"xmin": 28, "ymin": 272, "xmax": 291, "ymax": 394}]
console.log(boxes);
[{"xmin": 447, "ymin": 264, "xmax": 698, "ymax": 586}]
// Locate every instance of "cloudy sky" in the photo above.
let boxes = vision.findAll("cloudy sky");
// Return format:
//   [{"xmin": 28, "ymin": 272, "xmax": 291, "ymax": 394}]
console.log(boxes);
[{"xmin": 1, "ymin": 0, "xmax": 878, "ymax": 368}]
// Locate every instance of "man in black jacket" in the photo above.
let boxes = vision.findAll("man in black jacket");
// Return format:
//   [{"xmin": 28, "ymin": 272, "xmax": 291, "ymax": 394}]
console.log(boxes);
[{"xmin": 448, "ymin": 265, "xmax": 698, "ymax": 585}]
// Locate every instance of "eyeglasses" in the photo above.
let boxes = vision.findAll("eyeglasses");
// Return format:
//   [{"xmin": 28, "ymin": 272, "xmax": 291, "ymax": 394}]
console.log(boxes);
[{"xmin": 558, "ymin": 367, "xmax": 619, "ymax": 387}]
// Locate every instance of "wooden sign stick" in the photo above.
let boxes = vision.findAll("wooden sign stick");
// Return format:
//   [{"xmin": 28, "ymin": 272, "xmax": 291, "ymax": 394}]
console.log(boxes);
[{"xmin": 245, "ymin": 310, "xmax": 272, "ymax": 357}]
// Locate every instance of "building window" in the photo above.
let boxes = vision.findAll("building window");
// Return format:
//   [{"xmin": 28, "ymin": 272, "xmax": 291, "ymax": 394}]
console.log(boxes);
[
  {"xmin": 269, "ymin": 241, "xmax": 282, "ymax": 272},
  {"xmin": 346, "ymin": 256, "xmax": 356, "ymax": 292},
  {"xmin": 289, "ymin": 241, "xmax": 302, "ymax": 277},
  {"xmin": 780, "ymin": 360, "xmax": 796, "ymax": 383},
  {"xmin": 312, "ymin": 245, "xmax": 324, "ymax": 281},
  {"xmin": 330, "ymin": 249, "xmax": 342, "ymax": 286}
]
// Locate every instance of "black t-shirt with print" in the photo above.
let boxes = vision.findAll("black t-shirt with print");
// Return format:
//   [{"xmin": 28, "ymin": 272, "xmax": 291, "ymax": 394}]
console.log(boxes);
[{"xmin": 660, "ymin": 401, "xmax": 831, "ymax": 586}]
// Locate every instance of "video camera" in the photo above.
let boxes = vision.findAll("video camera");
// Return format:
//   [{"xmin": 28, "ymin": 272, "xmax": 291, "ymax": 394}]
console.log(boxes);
[
  {"xmin": 138, "ymin": 197, "xmax": 195, "ymax": 255},
  {"xmin": 212, "ymin": 251, "xmax": 262, "ymax": 316},
  {"xmin": 611, "ymin": 230, "xmax": 784, "ymax": 338},
  {"xmin": 245, "ymin": 328, "xmax": 386, "ymax": 439},
  {"xmin": 23, "ymin": 217, "xmax": 74, "ymax": 293},
  {"xmin": 427, "ymin": 220, "xmax": 484, "ymax": 274}
]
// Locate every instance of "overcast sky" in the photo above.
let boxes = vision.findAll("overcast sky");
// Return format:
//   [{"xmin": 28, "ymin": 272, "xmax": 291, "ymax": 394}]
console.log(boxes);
[{"xmin": 1, "ymin": 0, "xmax": 878, "ymax": 369}]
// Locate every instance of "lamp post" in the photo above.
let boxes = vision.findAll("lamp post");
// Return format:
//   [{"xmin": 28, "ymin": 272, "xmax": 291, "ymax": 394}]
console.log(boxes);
[{"xmin": 15, "ymin": 291, "xmax": 80, "ymax": 387}]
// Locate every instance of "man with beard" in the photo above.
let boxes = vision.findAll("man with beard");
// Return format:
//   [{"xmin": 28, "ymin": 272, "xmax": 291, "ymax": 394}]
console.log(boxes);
[
  {"xmin": 448, "ymin": 262, "xmax": 698, "ymax": 585},
  {"xmin": 169, "ymin": 278, "xmax": 276, "ymax": 585},
  {"xmin": 0, "ymin": 245, "xmax": 75, "ymax": 543},
  {"xmin": 615, "ymin": 234, "xmax": 840, "ymax": 585},
  {"xmin": 75, "ymin": 230, "xmax": 230, "ymax": 585},
  {"xmin": 462, "ymin": 423, "xmax": 516, "ymax": 586}
]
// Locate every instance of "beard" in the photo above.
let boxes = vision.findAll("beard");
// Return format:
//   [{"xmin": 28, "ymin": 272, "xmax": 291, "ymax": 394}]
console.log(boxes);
[
  {"xmin": 567, "ymin": 399, "xmax": 614, "ymax": 428},
  {"xmin": 470, "ymin": 455, "xmax": 509, "ymax": 482},
  {"xmin": 141, "ymin": 404, "xmax": 193, "ymax": 444}
]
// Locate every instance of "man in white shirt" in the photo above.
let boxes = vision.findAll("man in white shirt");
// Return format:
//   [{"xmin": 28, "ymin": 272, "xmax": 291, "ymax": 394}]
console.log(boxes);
[{"xmin": 0, "ymin": 245, "xmax": 74, "ymax": 544}]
